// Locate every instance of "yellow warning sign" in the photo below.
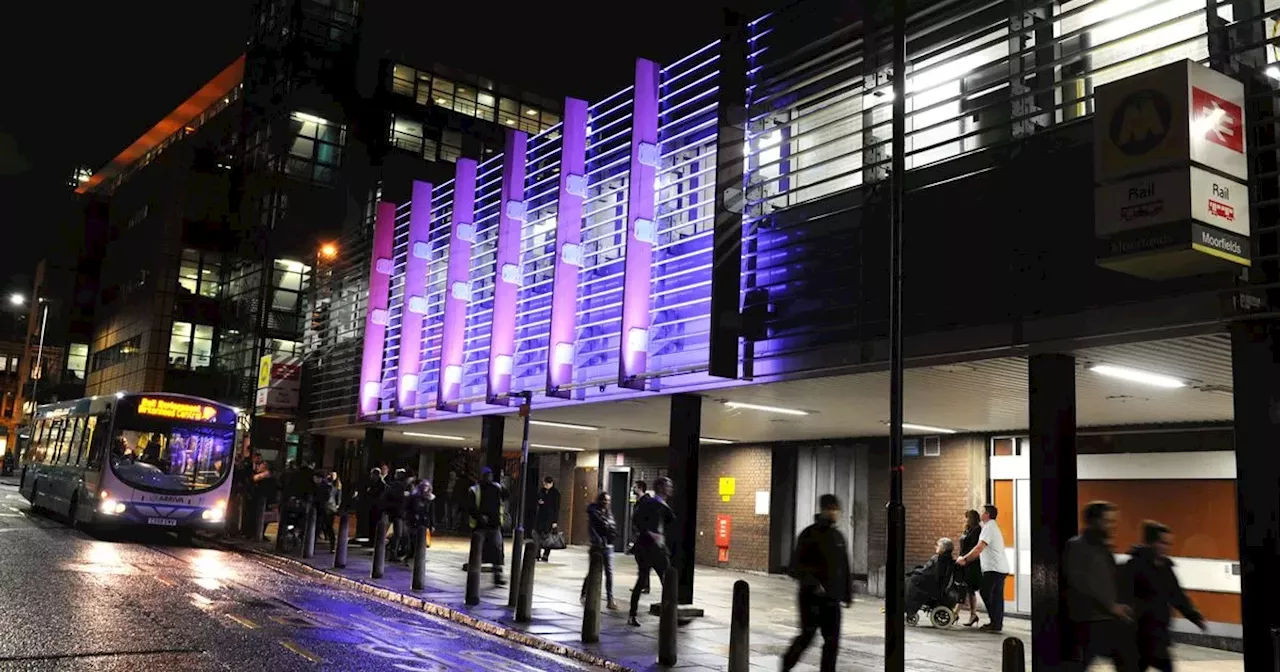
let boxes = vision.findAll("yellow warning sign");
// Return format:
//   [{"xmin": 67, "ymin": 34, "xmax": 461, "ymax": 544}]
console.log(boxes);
[{"xmin": 718, "ymin": 477, "xmax": 735, "ymax": 502}]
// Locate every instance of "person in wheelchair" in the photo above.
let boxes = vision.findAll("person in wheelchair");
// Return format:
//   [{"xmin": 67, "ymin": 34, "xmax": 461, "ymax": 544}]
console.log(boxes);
[{"xmin": 905, "ymin": 537, "xmax": 966, "ymax": 627}]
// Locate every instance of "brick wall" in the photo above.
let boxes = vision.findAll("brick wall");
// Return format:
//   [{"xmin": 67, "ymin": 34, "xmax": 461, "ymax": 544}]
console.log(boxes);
[
  {"xmin": 902, "ymin": 436, "xmax": 985, "ymax": 563},
  {"xmin": 694, "ymin": 445, "xmax": 772, "ymax": 572},
  {"xmin": 601, "ymin": 449, "xmax": 668, "ymax": 489}
]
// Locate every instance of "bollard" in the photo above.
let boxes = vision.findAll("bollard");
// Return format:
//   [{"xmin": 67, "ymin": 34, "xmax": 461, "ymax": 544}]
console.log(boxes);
[
  {"xmin": 252, "ymin": 497, "xmax": 267, "ymax": 542},
  {"xmin": 508, "ymin": 527, "xmax": 525, "ymax": 607},
  {"xmin": 728, "ymin": 580, "xmax": 750, "ymax": 672},
  {"xmin": 371, "ymin": 514, "xmax": 388, "ymax": 579},
  {"xmin": 226, "ymin": 495, "xmax": 242, "ymax": 538},
  {"xmin": 334, "ymin": 512, "xmax": 350, "ymax": 568},
  {"xmin": 465, "ymin": 532, "xmax": 483, "ymax": 605},
  {"xmin": 657, "ymin": 567, "xmax": 679, "ymax": 666},
  {"xmin": 1001, "ymin": 637, "xmax": 1026, "ymax": 672},
  {"xmin": 516, "ymin": 540, "xmax": 538, "ymax": 622},
  {"xmin": 302, "ymin": 504, "xmax": 317, "ymax": 559},
  {"xmin": 582, "ymin": 549, "xmax": 603, "ymax": 643},
  {"xmin": 411, "ymin": 526, "xmax": 427, "ymax": 590},
  {"xmin": 1271, "ymin": 627, "xmax": 1279, "ymax": 672},
  {"xmin": 274, "ymin": 506, "xmax": 289, "ymax": 552}
]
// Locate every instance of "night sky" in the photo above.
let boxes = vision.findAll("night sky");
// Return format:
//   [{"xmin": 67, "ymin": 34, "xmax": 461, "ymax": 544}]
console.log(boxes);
[{"xmin": 0, "ymin": 0, "xmax": 777, "ymax": 294}]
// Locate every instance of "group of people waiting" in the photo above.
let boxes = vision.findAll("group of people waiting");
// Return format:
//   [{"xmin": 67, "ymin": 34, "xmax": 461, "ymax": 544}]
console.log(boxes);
[{"xmin": 360, "ymin": 465, "xmax": 437, "ymax": 563}]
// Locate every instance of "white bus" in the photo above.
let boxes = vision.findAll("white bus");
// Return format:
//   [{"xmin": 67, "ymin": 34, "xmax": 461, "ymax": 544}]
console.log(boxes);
[{"xmin": 19, "ymin": 392, "xmax": 240, "ymax": 538}]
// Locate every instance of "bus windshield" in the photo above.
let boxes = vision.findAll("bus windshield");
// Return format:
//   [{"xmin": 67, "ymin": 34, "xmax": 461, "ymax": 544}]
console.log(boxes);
[{"xmin": 109, "ymin": 425, "xmax": 234, "ymax": 493}]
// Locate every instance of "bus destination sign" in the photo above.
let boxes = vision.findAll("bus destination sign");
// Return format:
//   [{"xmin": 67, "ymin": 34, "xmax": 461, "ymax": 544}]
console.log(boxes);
[{"xmin": 137, "ymin": 397, "xmax": 219, "ymax": 422}]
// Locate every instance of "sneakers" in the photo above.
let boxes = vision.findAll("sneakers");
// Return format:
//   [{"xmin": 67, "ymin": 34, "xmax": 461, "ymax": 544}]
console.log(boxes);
[{"xmin": 607, "ymin": 599, "xmax": 619, "ymax": 611}]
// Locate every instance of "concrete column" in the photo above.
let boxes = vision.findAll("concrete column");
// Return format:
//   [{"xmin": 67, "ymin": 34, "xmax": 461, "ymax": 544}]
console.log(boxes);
[
  {"xmin": 1230, "ymin": 321, "xmax": 1280, "ymax": 670},
  {"xmin": 667, "ymin": 393, "xmax": 701, "ymax": 606},
  {"xmin": 480, "ymin": 415, "xmax": 505, "ymax": 478},
  {"xmin": 359, "ymin": 427, "xmax": 385, "ymax": 540},
  {"xmin": 1027, "ymin": 353, "xmax": 1077, "ymax": 671}
]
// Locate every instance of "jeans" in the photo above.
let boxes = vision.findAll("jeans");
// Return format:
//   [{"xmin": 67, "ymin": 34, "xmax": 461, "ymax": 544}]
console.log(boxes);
[
  {"xmin": 581, "ymin": 546, "xmax": 615, "ymax": 601},
  {"xmin": 1073, "ymin": 620, "xmax": 1138, "ymax": 672},
  {"xmin": 980, "ymin": 572, "xmax": 1007, "ymax": 630},
  {"xmin": 629, "ymin": 544, "xmax": 671, "ymax": 619},
  {"xmin": 782, "ymin": 592, "xmax": 842, "ymax": 672}
]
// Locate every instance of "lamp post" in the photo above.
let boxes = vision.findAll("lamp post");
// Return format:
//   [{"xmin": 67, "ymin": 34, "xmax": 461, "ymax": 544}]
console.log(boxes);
[{"xmin": 5, "ymin": 294, "xmax": 49, "ymax": 475}]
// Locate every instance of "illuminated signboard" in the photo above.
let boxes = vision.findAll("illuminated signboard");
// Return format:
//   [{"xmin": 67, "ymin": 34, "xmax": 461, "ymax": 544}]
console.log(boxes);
[{"xmin": 137, "ymin": 397, "xmax": 219, "ymax": 422}]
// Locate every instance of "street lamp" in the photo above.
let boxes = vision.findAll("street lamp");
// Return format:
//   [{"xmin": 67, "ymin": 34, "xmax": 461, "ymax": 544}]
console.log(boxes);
[
  {"xmin": 318, "ymin": 243, "xmax": 338, "ymax": 261},
  {"xmin": 9, "ymin": 293, "xmax": 23, "ymax": 307}
]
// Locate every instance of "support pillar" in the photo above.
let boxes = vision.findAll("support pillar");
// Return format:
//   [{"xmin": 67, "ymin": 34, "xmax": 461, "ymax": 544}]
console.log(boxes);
[
  {"xmin": 359, "ymin": 427, "xmax": 385, "ymax": 539},
  {"xmin": 1028, "ymin": 353, "xmax": 1077, "ymax": 671},
  {"xmin": 667, "ymin": 394, "xmax": 703, "ymax": 614},
  {"xmin": 1230, "ymin": 321, "xmax": 1280, "ymax": 671},
  {"xmin": 481, "ymin": 415, "xmax": 505, "ymax": 479}
]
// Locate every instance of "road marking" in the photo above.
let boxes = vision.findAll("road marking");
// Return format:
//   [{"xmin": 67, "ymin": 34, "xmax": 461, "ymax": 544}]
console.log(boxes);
[
  {"xmin": 226, "ymin": 614, "xmax": 258, "ymax": 630},
  {"xmin": 155, "ymin": 576, "xmax": 176, "ymax": 587},
  {"xmin": 189, "ymin": 593, "xmax": 213, "ymax": 607},
  {"xmin": 280, "ymin": 640, "xmax": 324, "ymax": 663}
]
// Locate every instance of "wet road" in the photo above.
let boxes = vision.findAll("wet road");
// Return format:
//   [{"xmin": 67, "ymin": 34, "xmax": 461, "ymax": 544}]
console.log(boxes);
[{"xmin": 0, "ymin": 482, "xmax": 603, "ymax": 672}]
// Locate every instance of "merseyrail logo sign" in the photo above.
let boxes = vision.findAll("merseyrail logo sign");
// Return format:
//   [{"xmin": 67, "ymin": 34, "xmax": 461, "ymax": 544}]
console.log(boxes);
[
  {"xmin": 137, "ymin": 397, "xmax": 218, "ymax": 422},
  {"xmin": 1108, "ymin": 89, "xmax": 1172, "ymax": 156}
]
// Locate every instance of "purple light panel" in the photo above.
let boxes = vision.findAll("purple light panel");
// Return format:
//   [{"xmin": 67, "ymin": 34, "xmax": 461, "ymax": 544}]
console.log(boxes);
[
  {"xmin": 397, "ymin": 180, "xmax": 433, "ymax": 415},
  {"xmin": 618, "ymin": 59, "xmax": 660, "ymax": 390},
  {"xmin": 546, "ymin": 98, "xmax": 589, "ymax": 398},
  {"xmin": 437, "ymin": 158, "xmax": 478, "ymax": 411},
  {"xmin": 359, "ymin": 201, "xmax": 397, "ymax": 416},
  {"xmin": 487, "ymin": 130, "xmax": 528, "ymax": 403}
]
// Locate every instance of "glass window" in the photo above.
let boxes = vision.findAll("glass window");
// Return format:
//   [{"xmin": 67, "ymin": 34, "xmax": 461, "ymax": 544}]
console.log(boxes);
[
  {"xmin": 432, "ymin": 78, "xmax": 455, "ymax": 109},
  {"xmin": 499, "ymin": 97, "xmax": 520, "ymax": 128},
  {"xmin": 440, "ymin": 129, "xmax": 462, "ymax": 163},
  {"xmin": 454, "ymin": 86, "xmax": 477, "ymax": 118},
  {"xmin": 169, "ymin": 321, "xmax": 193, "ymax": 369},
  {"xmin": 67, "ymin": 343, "xmax": 88, "ymax": 380},
  {"xmin": 192, "ymin": 325, "xmax": 214, "ymax": 369},
  {"xmin": 286, "ymin": 112, "xmax": 344, "ymax": 183},
  {"xmin": 392, "ymin": 64, "xmax": 415, "ymax": 97},
  {"xmin": 110, "ymin": 426, "xmax": 234, "ymax": 493},
  {"xmin": 179, "ymin": 249, "xmax": 200, "ymax": 294},
  {"xmin": 199, "ymin": 254, "xmax": 222, "ymax": 298},
  {"xmin": 390, "ymin": 116, "xmax": 426, "ymax": 156},
  {"xmin": 476, "ymin": 92, "xmax": 496, "ymax": 121}
]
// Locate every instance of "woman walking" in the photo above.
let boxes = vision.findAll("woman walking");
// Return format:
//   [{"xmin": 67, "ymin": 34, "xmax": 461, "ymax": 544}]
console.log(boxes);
[
  {"xmin": 404, "ymin": 479, "xmax": 436, "ymax": 565},
  {"xmin": 959, "ymin": 509, "xmax": 984, "ymax": 627}
]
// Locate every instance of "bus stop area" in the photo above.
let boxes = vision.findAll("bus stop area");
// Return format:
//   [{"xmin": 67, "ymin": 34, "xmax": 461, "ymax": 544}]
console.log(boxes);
[{"xmin": 217, "ymin": 531, "xmax": 1245, "ymax": 672}]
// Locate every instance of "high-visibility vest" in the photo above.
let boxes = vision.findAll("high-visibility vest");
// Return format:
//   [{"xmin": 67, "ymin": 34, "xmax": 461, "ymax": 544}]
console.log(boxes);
[{"xmin": 469, "ymin": 483, "xmax": 505, "ymax": 528}]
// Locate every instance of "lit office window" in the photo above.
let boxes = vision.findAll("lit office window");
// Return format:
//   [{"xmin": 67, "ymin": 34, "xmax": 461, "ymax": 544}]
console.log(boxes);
[
  {"xmin": 392, "ymin": 64, "xmax": 415, "ymax": 97},
  {"xmin": 177, "ymin": 248, "xmax": 223, "ymax": 298},
  {"xmin": 440, "ymin": 129, "xmax": 462, "ymax": 163},
  {"xmin": 66, "ymin": 344, "xmax": 88, "ymax": 380},
  {"xmin": 273, "ymin": 259, "xmax": 309, "ymax": 313},
  {"xmin": 169, "ymin": 322, "xmax": 215, "ymax": 370},
  {"xmin": 1058, "ymin": 0, "xmax": 1227, "ymax": 89},
  {"xmin": 286, "ymin": 111, "xmax": 345, "ymax": 183},
  {"xmin": 476, "ymin": 92, "xmax": 497, "ymax": 121}
]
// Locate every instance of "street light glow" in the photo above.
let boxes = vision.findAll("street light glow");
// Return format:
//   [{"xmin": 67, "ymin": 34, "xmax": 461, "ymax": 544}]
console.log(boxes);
[
  {"xmin": 8, "ymin": 293, "xmax": 23, "ymax": 306},
  {"xmin": 319, "ymin": 243, "xmax": 338, "ymax": 260}
]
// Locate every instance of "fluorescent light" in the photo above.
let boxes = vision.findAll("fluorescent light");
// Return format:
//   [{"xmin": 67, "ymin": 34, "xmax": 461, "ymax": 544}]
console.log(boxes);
[
  {"xmin": 291, "ymin": 111, "xmax": 329, "ymax": 125},
  {"xmin": 529, "ymin": 420, "xmax": 598, "ymax": 431},
  {"xmin": 530, "ymin": 443, "xmax": 585, "ymax": 452},
  {"xmin": 700, "ymin": 437, "xmax": 733, "ymax": 444},
  {"xmin": 1090, "ymin": 364, "xmax": 1185, "ymax": 389},
  {"xmin": 889, "ymin": 422, "xmax": 958, "ymax": 434},
  {"xmin": 723, "ymin": 401, "xmax": 809, "ymax": 416},
  {"xmin": 402, "ymin": 431, "xmax": 466, "ymax": 441}
]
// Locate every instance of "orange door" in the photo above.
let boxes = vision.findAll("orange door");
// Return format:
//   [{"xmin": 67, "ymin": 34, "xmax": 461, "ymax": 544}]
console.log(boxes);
[{"xmin": 992, "ymin": 479, "xmax": 1016, "ymax": 602}]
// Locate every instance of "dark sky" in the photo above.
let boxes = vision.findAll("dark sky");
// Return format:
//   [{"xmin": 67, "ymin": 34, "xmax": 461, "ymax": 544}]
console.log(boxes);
[{"xmin": 0, "ymin": 1, "xmax": 777, "ymax": 293}]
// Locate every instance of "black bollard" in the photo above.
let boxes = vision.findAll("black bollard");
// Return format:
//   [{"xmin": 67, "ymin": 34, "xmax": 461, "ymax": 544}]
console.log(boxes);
[
  {"xmin": 582, "ymin": 549, "xmax": 603, "ymax": 643},
  {"xmin": 1001, "ymin": 637, "xmax": 1026, "ymax": 672},
  {"xmin": 515, "ymin": 540, "xmax": 537, "ymax": 622},
  {"xmin": 226, "ymin": 495, "xmax": 241, "ymax": 538},
  {"xmin": 465, "ymin": 531, "xmax": 483, "ymax": 605},
  {"xmin": 411, "ymin": 526, "xmax": 427, "ymax": 591},
  {"xmin": 302, "ymin": 504, "xmax": 317, "ymax": 559},
  {"xmin": 657, "ymin": 567, "xmax": 679, "ymax": 666},
  {"xmin": 334, "ymin": 512, "xmax": 350, "ymax": 569},
  {"xmin": 252, "ymin": 497, "xmax": 267, "ymax": 542},
  {"xmin": 371, "ymin": 514, "xmax": 388, "ymax": 579},
  {"xmin": 507, "ymin": 527, "xmax": 525, "ymax": 608},
  {"xmin": 728, "ymin": 580, "xmax": 749, "ymax": 671},
  {"xmin": 274, "ymin": 506, "xmax": 288, "ymax": 552}
]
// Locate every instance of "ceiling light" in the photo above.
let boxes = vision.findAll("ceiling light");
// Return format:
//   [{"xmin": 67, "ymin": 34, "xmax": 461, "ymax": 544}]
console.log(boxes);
[
  {"xmin": 402, "ymin": 431, "xmax": 466, "ymax": 441},
  {"xmin": 1090, "ymin": 364, "xmax": 1185, "ymax": 389},
  {"xmin": 700, "ymin": 437, "xmax": 733, "ymax": 444},
  {"xmin": 530, "ymin": 443, "xmax": 585, "ymax": 452},
  {"xmin": 1267, "ymin": 66, "xmax": 1280, "ymax": 81},
  {"xmin": 291, "ymin": 111, "xmax": 329, "ymax": 125},
  {"xmin": 888, "ymin": 422, "xmax": 958, "ymax": 434},
  {"xmin": 529, "ymin": 420, "xmax": 598, "ymax": 431},
  {"xmin": 723, "ymin": 401, "xmax": 809, "ymax": 416}
]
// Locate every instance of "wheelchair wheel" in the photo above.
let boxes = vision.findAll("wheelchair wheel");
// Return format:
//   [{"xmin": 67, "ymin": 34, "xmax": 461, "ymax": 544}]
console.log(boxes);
[
  {"xmin": 930, "ymin": 606, "xmax": 957, "ymax": 628},
  {"xmin": 905, "ymin": 612, "xmax": 920, "ymax": 627}
]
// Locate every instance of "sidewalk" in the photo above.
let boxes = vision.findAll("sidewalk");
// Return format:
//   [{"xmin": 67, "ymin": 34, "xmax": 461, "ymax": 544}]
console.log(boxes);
[{"xmin": 221, "ymin": 531, "xmax": 1243, "ymax": 672}]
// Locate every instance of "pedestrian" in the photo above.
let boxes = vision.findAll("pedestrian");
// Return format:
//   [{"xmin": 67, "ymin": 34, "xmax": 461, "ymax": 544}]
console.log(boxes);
[
  {"xmin": 362, "ymin": 468, "xmax": 386, "ymax": 546},
  {"xmin": 629, "ymin": 480, "xmax": 652, "ymax": 593},
  {"xmin": 405, "ymin": 479, "xmax": 436, "ymax": 565},
  {"xmin": 627, "ymin": 476, "xmax": 675, "ymax": 627},
  {"xmin": 467, "ymin": 467, "xmax": 509, "ymax": 586},
  {"xmin": 383, "ymin": 469, "xmax": 410, "ymax": 561},
  {"xmin": 580, "ymin": 491, "xmax": 619, "ymax": 610},
  {"xmin": 249, "ymin": 457, "xmax": 276, "ymax": 539},
  {"xmin": 535, "ymin": 476, "xmax": 561, "ymax": 562},
  {"xmin": 230, "ymin": 437, "xmax": 254, "ymax": 537},
  {"xmin": 322, "ymin": 472, "xmax": 341, "ymax": 548},
  {"xmin": 958, "ymin": 509, "xmax": 983, "ymax": 627},
  {"xmin": 781, "ymin": 493, "xmax": 852, "ymax": 672},
  {"xmin": 1122, "ymin": 521, "xmax": 1208, "ymax": 671},
  {"xmin": 1065, "ymin": 501, "xmax": 1136, "ymax": 671},
  {"xmin": 956, "ymin": 504, "xmax": 1011, "ymax": 633},
  {"xmin": 310, "ymin": 470, "xmax": 333, "ymax": 545}
]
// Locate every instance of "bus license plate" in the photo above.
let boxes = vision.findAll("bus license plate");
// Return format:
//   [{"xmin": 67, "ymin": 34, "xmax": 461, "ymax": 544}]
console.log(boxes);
[{"xmin": 147, "ymin": 517, "xmax": 178, "ymax": 527}]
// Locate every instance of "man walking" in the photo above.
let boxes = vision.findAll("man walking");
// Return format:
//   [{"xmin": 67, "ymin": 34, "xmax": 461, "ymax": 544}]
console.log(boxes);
[
  {"xmin": 580, "ymin": 491, "xmax": 619, "ymax": 610},
  {"xmin": 1065, "ymin": 501, "xmax": 1136, "ymax": 671},
  {"xmin": 535, "ymin": 476, "xmax": 561, "ymax": 562},
  {"xmin": 782, "ymin": 494, "xmax": 852, "ymax": 672},
  {"xmin": 468, "ymin": 467, "xmax": 509, "ymax": 586},
  {"xmin": 1123, "ymin": 521, "xmax": 1208, "ymax": 671},
  {"xmin": 956, "ymin": 504, "xmax": 1011, "ymax": 632},
  {"xmin": 627, "ymin": 476, "xmax": 674, "ymax": 627},
  {"xmin": 629, "ymin": 480, "xmax": 652, "ymax": 593}
]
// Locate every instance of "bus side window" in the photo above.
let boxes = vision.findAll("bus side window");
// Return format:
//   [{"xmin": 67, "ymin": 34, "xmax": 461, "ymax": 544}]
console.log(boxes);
[
  {"xmin": 84, "ymin": 416, "xmax": 105, "ymax": 469},
  {"xmin": 68, "ymin": 417, "xmax": 86, "ymax": 467},
  {"xmin": 48, "ymin": 419, "xmax": 64, "ymax": 465}
]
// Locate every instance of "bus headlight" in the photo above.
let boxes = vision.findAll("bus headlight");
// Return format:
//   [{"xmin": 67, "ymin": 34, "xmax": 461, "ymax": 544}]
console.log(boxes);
[
  {"xmin": 202, "ymin": 500, "xmax": 227, "ymax": 522},
  {"xmin": 100, "ymin": 499, "xmax": 126, "ymax": 515}
]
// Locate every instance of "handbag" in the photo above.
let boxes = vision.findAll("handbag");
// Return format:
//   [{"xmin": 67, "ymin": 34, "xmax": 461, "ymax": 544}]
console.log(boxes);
[{"xmin": 544, "ymin": 530, "xmax": 568, "ymax": 550}]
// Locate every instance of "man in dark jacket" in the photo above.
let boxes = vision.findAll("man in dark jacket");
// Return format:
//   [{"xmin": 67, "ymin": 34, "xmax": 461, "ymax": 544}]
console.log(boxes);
[
  {"xmin": 535, "ymin": 476, "xmax": 561, "ymax": 562},
  {"xmin": 580, "ymin": 491, "xmax": 619, "ymax": 610},
  {"xmin": 629, "ymin": 480, "xmax": 652, "ymax": 593},
  {"xmin": 627, "ymin": 477, "xmax": 675, "ymax": 626},
  {"xmin": 1123, "ymin": 521, "xmax": 1207, "ymax": 671},
  {"xmin": 782, "ymin": 493, "xmax": 852, "ymax": 672},
  {"xmin": 1065, "ymin": 501, "xmax": 1136, "ymax": 671},
  {"xmin": 467, "ymin": 467, "xmax": 509, "ymax": 586},
  {"xmin": 382, "ymin": 469, "xmax": 410, "ymax": 560},
  {"xmin": 362, "ymin": 468, "xmax": 387, "ymax": 546}
]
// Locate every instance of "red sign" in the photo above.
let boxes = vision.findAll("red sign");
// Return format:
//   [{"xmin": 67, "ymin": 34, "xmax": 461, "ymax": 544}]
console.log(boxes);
[
  {"xmin": 715, "ymin": 514, "xmax": 732, "ymax": 548},
  {"xmin": 1207, "ymin": 199, "xmax": 1235, "ymax": 222},
  {"xmin": 1192, "ymin": 88, "xmax": 1243, "ymax": 153}
]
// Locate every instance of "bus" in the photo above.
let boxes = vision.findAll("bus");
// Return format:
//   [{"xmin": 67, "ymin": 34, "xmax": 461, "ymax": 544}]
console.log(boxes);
[{"xmin": 19, "ymin": 392, "xmax": 240, "ymax": 537}]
